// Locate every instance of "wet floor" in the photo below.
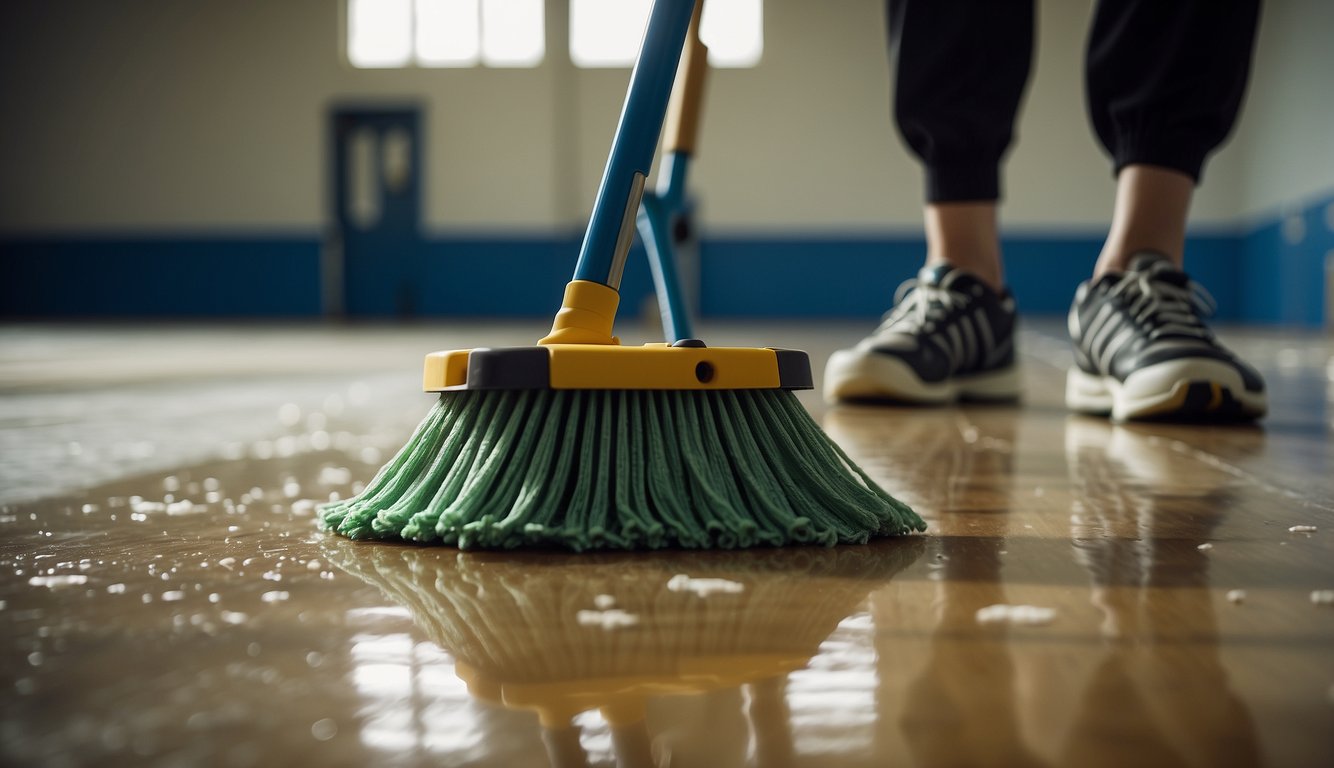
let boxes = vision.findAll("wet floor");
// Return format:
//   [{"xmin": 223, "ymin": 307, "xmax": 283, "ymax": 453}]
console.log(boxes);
[{"xmin": 1, "ymin": 322, "xmax": 1332, "ymax": 766}]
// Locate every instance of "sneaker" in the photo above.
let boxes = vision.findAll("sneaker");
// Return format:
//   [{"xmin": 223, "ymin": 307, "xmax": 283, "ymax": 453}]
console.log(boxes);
[
  {"xmin": 824, "ymin": 264, "xmax": 1021, "ymax": 404},
  {"xmin": 1066, "ymin": 253, "xmax": 1266, "ymax": 421}
]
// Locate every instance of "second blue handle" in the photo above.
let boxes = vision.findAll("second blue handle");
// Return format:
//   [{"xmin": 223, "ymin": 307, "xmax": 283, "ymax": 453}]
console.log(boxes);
[{"xmin": 572, "ymin": 0, "xmax": 695, "ymax": 289}]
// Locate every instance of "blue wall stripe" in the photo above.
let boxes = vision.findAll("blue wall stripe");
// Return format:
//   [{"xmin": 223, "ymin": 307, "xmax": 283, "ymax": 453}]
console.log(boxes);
[
  {"xmin": 3, "ymin": 191, "xmax": 1329, "ymax": 324},
  {"xmin": 699, "ymin": 233, "xmax": 1247, "ymax": 321},
  {"xmin": 416, "ymin": 235, "xmax": 660, "ymax": 317},
  {"xmin": 1, "ymin": 236, "xmax": 322, "ymax": 317},
  {"xmin": 698, "ymin": 237, "xmax": 920, "ymax": 320},
  {"xmin": 1237, "ymin": 191, "xmax": 1333, "ymax": 326}
]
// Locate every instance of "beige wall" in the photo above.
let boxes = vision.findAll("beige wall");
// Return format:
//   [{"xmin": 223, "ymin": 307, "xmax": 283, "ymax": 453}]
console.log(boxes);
[
  {"xmin": 1231, "ymin": 0, "xmax": 1334, "ymax": 218},
  {"xmin": 0, "ymin": 0, "xmax": 1326, "ymax": 236}
]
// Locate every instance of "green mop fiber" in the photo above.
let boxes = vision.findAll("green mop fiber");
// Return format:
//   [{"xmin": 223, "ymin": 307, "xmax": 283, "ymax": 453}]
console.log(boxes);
[{"xmin": 319, "ymin": 389, "xmax": 924, "ymax": 551}]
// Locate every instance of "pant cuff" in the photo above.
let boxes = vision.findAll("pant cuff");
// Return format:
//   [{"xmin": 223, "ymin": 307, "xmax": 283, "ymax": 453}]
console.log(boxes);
[
  {"xmin": 925, "ymin": 161, "xmax": 1002, "ymax": 203},
  {"xmin": 1112, "ymin": 135, "xmax": 1212, "ymax": 184}
]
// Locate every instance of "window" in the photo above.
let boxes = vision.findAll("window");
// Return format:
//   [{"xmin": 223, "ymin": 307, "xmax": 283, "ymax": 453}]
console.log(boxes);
[
  {"xmin": 345, "ymin": 0, "xmax": 763, "ymax": 70},
  {"xmin": 348, "ymin": 0, "xmax": 413, "ymax": 68},
  {"xmin": 347, "ymin": 0, "xmax": 545, "ymax": 68},
  {"xmin": 569, "ymin": 0, "xmax": 763, "ymax": 68}
]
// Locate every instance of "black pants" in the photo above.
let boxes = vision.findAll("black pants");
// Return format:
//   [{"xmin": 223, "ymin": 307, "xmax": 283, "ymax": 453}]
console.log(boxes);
[{"xmin": 887, "ymin": 0, "xmax": 1261, "ymax": 203}]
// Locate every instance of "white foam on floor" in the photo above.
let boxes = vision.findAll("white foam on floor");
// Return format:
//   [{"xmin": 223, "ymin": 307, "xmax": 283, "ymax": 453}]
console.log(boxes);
[
  {"xmin": 666, "ymin": 574, "xmax": 745, "ymax": 598},
  {"xmin": 975, "ymin": 604, "xmax": 1056, "ymax": 626},
  {"xmin": 575, "ymin": 609, "xmax": 639, "ymax": 629},
  {"xmin": 28, "ymin": 575, "xmax": 89, "ymax": 588},
  {"xmin": 165, "ymin": 499, "xmax": 208, "ymax": 515}
]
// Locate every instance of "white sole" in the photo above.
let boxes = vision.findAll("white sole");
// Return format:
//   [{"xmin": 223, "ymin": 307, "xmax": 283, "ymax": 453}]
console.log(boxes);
[
  {"xmin": 824, "ymin": 350, "xmax": 1021, "ymax": 405},
  {"xmin": 1066, "ymin": 359, "xmax": 1266, "ymax": 421}
]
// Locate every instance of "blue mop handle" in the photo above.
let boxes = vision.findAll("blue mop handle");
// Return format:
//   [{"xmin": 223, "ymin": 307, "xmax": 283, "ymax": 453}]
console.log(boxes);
[{"xmin": 572, "ymin": 0, "xmax": 695, "ymax": 290}]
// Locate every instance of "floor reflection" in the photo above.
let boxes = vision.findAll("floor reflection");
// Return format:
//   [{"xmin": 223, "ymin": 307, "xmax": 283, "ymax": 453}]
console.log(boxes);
[
  {"xmin": 1061, "ymin": 417, "xmax": 1260, "ymax": 767},
  {"xmin": 322, "ymin": 539, "xmax": 924, "ymax": 767},
  {"xmin": 824, "ymin": 404, "xmax": 1019, "ymax": 519},
  {"xmin": 826, "ymin": 404, "xmax": 1263, "ymax": 766},
  {"xmin": 830, "ymin": 404, "xmax": 1041, "ymax": 767}
]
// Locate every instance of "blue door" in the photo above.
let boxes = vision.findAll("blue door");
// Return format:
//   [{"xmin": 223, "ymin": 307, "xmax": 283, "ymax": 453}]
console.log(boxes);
[{"xmin": 332, "ymin": 108, "xmax": 423, "ymax": 317}]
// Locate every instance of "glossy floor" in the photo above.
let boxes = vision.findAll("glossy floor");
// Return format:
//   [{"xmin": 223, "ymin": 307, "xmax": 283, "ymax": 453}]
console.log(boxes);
[{"xmin": 1, "ymin": 322, "xmax": 1332, "ymax": 767}]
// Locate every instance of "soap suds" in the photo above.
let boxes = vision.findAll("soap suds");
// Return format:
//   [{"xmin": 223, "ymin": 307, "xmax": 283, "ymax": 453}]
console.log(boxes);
[
  {"xmin": 667, "ymin": 574, "xmax": 745, "ymax": 598},
  {"xmin": 28, "ymin": 575, "xmax": 89, "ymax": 588},
  {"xmin": 576, "ymin": 609, "xmax": 639, "ymax": 629},
  {"xmin": 166, "ymin": 499, "xmax": 208, "ymax": 516},
  {"xmin": 975, "ymin": 604, "xmax": 1056, "ymax": 626}
]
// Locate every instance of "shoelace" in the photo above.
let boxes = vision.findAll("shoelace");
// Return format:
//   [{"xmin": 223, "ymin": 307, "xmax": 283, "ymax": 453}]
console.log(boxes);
[
  {"xmin": 1107, "ymin": 262, "xmax": 1217, "ymax": 342},
  {"xmin": 875, "ymin": 279, "xmax": 969, "ymax": 337}
]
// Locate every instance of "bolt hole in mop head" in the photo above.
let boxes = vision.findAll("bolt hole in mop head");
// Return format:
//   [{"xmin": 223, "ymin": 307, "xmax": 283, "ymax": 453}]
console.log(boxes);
[{"xmin": 319, "ymin": 0, "xmax": 921, "ymax": 550}]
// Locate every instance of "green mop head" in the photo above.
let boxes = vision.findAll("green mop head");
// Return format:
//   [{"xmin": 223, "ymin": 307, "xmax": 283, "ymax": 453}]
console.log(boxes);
[{"xmin": 319, "ymin": 387, "xmax": 924, "ymax": 551}]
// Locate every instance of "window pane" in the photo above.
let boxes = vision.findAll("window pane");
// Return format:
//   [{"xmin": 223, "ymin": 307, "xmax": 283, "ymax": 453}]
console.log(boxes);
[
  {"xmin": 569, "ymin": 0, "xmax": 650, "ymax": 68},
  {"xmin": 571, "ymin": 0, "xmax": 762, "ymax": 69},
  {"xmin": 382, "ymin": 128, "xmax": 413, "ymax": 194},
  {"xmin": 701, "ymin": 0, "xmax": 763, "ymax": 67},
  {"xmin": 348, "ymin": 128, "xmax": 381, "ymax": 229},
  {"xmin": 480, "ymin": 0, "xmax": 545, "ymax": 67},
  {"xmin": 348, "ymin": 0, "xmax": 414, "ymax": 68},
  {"xmin": 416, "ymin": 0, "xmax": 480, "ymax": 66}
]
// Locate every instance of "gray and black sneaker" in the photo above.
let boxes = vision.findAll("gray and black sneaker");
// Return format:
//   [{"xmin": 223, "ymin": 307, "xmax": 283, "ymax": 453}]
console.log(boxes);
[
  {"xmin": 824, "ymin": 264, "xmax": 1021, "ymax": 404},
  {"xmin": 1066, "ymin": 253, "xmax": 1266, "ymax": 421}
]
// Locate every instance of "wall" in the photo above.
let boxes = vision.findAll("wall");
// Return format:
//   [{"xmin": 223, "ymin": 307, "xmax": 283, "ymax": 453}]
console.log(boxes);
[
  {"xmin": 1233, "ymin": 0, "xmax": 1334, "ymax": 217},
  {"xmin": 0, "ymin": 0, "xmax": 567, "ymax": 232},
  {"xmin": 1229, "ymin": 0, "xmax": 1334, "ymax": 325},
  {"xmin": 0, "ymin": 0, "xmax": 1259, "ymax": 232},
  {"xmin": 1, "ymin": 0, "xmax": 1330, "ymax": 323}
]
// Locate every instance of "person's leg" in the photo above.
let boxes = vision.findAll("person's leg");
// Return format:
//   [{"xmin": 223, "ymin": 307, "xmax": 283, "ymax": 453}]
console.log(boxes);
[
  {"xmin": 889, "ymin": 0, "xmax": 1034, "ymax": 292},
  {"xmin": 1086, "ymin": 0, "xmax": 1260, "ymax": 275},
  {"xmin": 822, "ymin": 1, "xmax": 1032, "ymax": 405},
  {"xmin": 1095, "ymin": 165, "xmax": 1193, "ymax": 277},
  {"xmin": 1067, "ymin": 0, "xmax": 1264, "ymax": 421},
  {"xmin": 926, "ymin": 203, "xmax": 1004, "ymax": 292}
]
